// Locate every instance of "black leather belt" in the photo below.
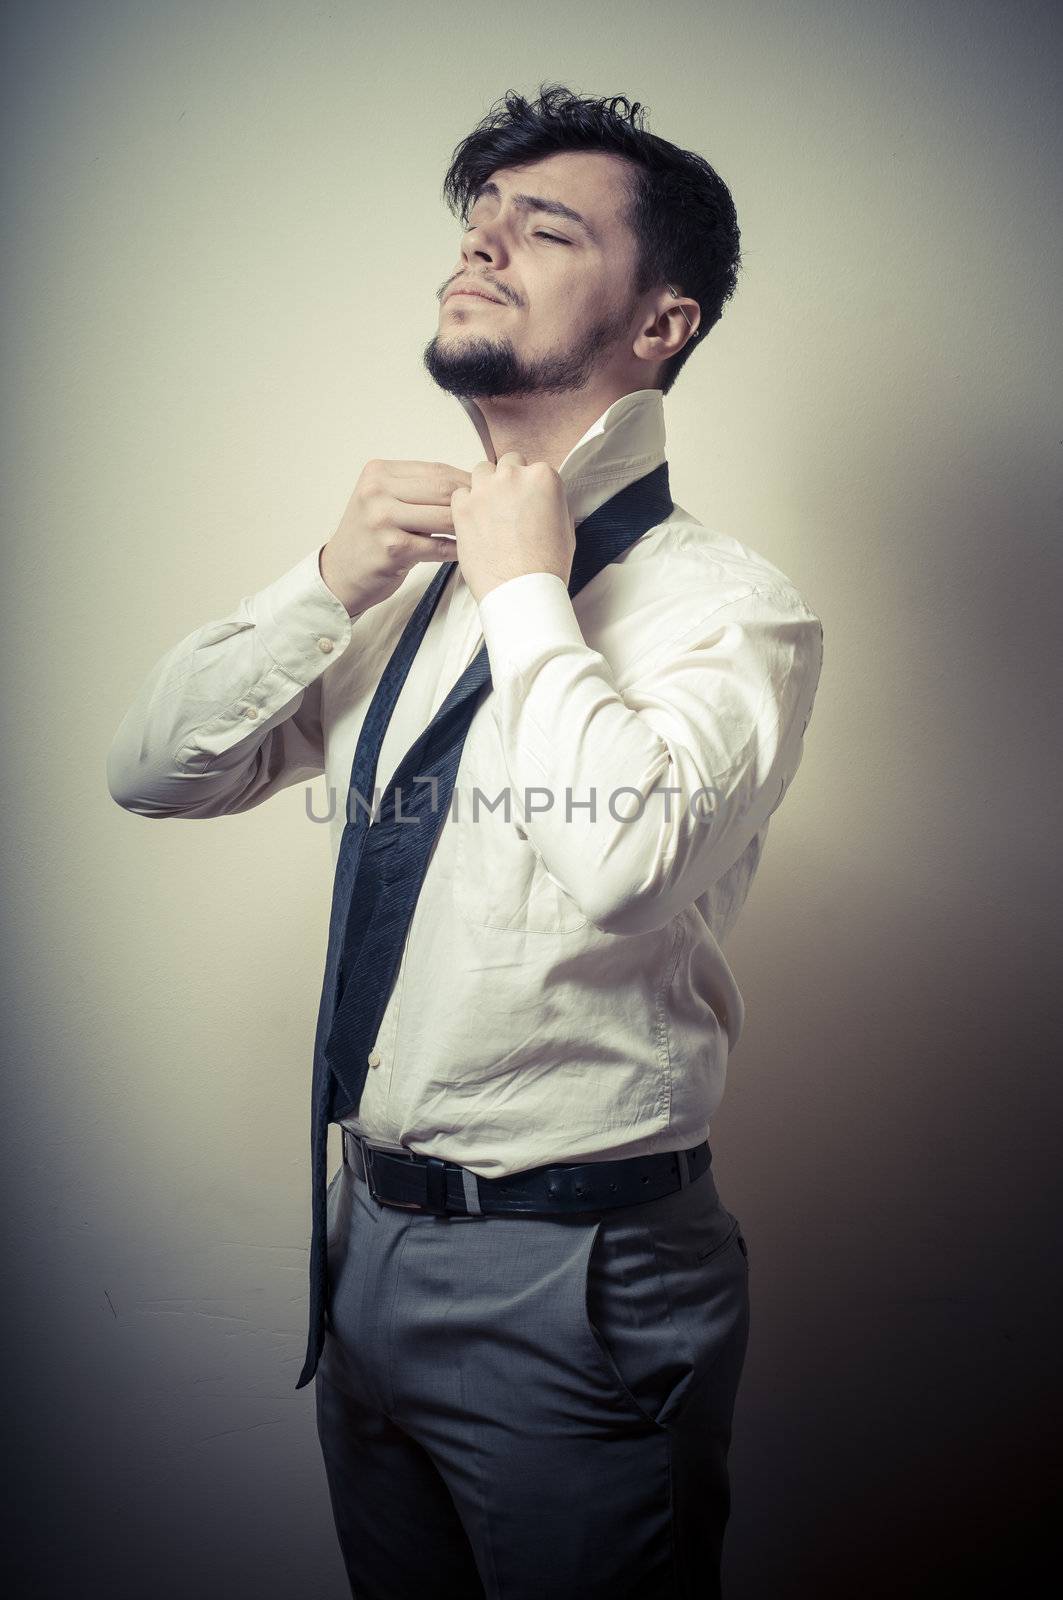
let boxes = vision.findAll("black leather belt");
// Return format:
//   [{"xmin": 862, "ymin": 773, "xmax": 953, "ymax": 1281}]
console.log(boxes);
[{"xmin": 342, "ymin": 1128, "xmax": 711, "ymax": 1216}]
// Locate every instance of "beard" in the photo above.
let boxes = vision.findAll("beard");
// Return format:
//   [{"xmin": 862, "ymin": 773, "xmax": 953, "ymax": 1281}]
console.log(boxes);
[{"xmin": 421, "ymin": 296, "xmax": 638, "ymax": 399}]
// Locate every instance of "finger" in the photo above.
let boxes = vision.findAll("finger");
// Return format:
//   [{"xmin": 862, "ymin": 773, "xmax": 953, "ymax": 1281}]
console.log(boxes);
[
  {"xmin": 378, "ymin": 462, "xmax": 473, "ymax": 500},
  {"xmin": 384, "ymin": 499, "xmax": 462, "ymax": 536},
  {"xmin": 396, "ymin": 531, "xmax": 459, "ymax": 564}
]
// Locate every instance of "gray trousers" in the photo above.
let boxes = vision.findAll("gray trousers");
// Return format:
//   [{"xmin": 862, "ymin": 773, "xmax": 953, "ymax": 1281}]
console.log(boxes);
[{"xmin": 315, "ymin": 1140, "xmax": 750, "ymax": 1599}]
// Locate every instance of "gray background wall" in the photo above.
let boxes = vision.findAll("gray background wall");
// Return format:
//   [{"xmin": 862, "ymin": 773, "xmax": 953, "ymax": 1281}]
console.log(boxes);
[{"xmin": 2, "ymin": 1, "xmax": 1059, "ymax": 1595}]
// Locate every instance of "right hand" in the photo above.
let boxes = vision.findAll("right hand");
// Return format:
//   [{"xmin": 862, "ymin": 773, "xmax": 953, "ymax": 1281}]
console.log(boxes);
[{"xmin": 318, "ymin": 459, "xmax": 471, "ymax": 616}]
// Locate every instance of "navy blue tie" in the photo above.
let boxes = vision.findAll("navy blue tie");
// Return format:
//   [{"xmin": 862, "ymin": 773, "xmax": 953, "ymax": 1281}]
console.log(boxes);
[{"xmin": 295, "ymin": 459, "xmax": 673, "ymax": 1389}]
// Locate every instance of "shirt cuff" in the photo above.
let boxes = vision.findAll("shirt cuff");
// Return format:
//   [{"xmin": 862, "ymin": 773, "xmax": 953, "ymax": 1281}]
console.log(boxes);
[
  {"xmin": 477, "ymin": 571, "xmax": 584, "ymax": 690},
  {"xmin": 248, "ymin": 545, "xmax": 355, "ymax": 685}
]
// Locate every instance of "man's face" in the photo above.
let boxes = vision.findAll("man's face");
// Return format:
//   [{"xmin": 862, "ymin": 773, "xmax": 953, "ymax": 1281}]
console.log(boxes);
[{"xmin": 423, "ymin": 149, "xmax": 649, "ymax": 399}]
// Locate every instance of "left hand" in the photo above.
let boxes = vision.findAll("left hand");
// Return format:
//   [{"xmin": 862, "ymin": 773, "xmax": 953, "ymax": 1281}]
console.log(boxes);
[{"xmin": 451, "ymin": 451, "xmax": 576, "ymax": 605}]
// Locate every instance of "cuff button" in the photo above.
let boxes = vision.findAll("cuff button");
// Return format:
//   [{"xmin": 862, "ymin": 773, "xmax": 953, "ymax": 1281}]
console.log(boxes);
[{"xmin": 317, "ymin": 637, "xmax": 335, "ymax": 654}]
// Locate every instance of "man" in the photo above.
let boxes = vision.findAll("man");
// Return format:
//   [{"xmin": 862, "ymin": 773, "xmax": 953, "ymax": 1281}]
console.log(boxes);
[{"xmin": 108, "ymin": 85, "xmax": 823, "ymax": 1600}]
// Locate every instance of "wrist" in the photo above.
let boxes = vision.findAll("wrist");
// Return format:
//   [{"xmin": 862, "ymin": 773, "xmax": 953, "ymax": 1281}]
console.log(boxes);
[{"xmin": 318, "ymin": 542, "xmax": 365, "ymax": 618}]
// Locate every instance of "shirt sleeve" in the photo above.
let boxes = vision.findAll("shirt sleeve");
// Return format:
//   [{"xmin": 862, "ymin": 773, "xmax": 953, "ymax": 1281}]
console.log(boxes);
[
  {"xmin": 106, "ymin": 545, "xmax": 357, "ymax": 819},
  {"xmin": 476, "ymin": 570, "xmax": 824, "ymax": 936}
]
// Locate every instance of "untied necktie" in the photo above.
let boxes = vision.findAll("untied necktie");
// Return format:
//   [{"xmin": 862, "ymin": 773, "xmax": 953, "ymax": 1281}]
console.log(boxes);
[{"xmin": 295, "ymin": 458, "xmax": 673, "ymax": 1389}]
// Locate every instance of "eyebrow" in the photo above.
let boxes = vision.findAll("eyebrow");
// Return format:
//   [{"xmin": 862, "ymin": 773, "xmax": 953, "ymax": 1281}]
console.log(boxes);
[{"xmin": 467, "ymin": 180, "xmax": 600, "ymax": 244}]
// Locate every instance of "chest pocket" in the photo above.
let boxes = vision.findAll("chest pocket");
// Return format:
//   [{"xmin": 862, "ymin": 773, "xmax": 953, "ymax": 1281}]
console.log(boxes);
[{"xmin": 452, "ymin": 758, "xmax": 589, "ymax": 935}]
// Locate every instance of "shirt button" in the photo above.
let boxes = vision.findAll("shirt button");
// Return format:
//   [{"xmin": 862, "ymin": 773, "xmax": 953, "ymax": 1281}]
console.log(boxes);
[
  {"xmin": 243, "ymin": 706, "xmax": 259, "ymax": 719},
  {"xmin": 317, "ymin": 637, "xmax": 334, "ymax": 654},
  {"xmin": 367, "ymin": 1050, "xmax": 381, "ymax": 1069}
]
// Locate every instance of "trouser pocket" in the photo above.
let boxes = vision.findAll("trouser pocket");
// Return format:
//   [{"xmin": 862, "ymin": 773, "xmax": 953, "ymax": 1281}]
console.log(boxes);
[{"xmin": 575, "ymin": 1177, "xmax": 751, "ymax": 1430}]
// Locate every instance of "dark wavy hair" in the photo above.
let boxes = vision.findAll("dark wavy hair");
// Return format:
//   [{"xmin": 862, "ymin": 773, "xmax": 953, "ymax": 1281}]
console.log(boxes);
[{"xmin": 441, "ymin": 83, "xmax": 742, "ymax": 395}]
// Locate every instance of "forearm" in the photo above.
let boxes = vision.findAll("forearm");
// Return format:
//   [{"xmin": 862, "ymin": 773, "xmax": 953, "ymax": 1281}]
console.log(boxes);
[{"xmin": 106, "ymin": 545, "xmax": 357, "ymax": 818}]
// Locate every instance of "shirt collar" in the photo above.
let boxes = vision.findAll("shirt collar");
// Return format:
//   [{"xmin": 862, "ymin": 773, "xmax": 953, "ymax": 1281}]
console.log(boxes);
[{"xmin": 454, "ymin": 387, "xmax": 667, "ymax": 528}]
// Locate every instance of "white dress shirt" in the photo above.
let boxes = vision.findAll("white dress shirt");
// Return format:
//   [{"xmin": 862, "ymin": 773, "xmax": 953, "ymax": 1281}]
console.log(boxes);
[{"xmin": 107, "ymin": 387, "xmax": 823, "ymax": 1178}]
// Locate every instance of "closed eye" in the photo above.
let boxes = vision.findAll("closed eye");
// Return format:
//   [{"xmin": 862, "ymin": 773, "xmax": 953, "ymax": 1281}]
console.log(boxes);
[{"xmin": 461, "ymin": 223, "xmax": 572, "ymax": 246}]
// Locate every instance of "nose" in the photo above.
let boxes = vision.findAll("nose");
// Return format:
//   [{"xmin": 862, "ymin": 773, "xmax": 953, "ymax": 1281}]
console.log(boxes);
[{"xmin": 461, "ymin": 221, "xmax": 506, "ymax": 273}]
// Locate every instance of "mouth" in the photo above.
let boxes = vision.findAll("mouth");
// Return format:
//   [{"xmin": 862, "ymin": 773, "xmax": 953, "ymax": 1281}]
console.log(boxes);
[{"xmin": 445, "ymin": 287, "xmax": 505, "ymax": 306}]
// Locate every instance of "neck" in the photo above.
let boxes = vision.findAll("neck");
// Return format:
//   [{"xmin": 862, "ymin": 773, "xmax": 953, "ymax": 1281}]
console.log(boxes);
[{"xmin": 471, "ymin": 382, "xmax": 639, "ymax": 471}]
